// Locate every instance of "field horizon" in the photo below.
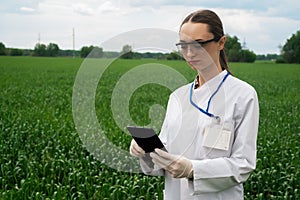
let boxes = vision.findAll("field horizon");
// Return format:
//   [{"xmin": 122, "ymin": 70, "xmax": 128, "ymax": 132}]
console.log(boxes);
[{"xmin": 0, "ymin": 56, "xmax": 299, "ymax": 199}]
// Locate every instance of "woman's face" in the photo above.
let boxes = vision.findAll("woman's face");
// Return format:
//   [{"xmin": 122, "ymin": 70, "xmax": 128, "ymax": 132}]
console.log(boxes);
[{"xmin": 179, "ymin": 22, "xmax": 224, "ymax": 72}]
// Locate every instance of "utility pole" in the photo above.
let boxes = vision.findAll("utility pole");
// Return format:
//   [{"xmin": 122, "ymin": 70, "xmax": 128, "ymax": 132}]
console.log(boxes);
[
  {"xmin": 38, "ymin": 33, "xmax": 41, "ymax": 44},
  {"xmin": 242, "ymin": 37, "xmax": 247, "ymax": 50},
  {"xmin": 73, "ymin": 28, "xmax": 75, "ymax": 58}
]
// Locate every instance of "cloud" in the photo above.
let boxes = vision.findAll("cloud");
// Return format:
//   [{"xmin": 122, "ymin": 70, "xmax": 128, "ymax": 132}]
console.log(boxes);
[
  {"xmin": 73, "ymin": 3, "xmax": 95, "ymax": 15},
  {"xmin": 213, "ymin": 7, "xmax": 300, "ymax": 54},
  {"xmin": 97, "ymin": 1, "xmax": 120, "ymax": 13},
  {"xmin": 123, "ymin": 0, "xmax": 300, "ymax": 20},
  {"xmin": 70, "ymin": 1, "xmax": 124, "ymax": 16},
  {"xmin": 0, "ymin": 0, "xmax": 41, "ymax": 14},
  {"xmin": 263, "ymin": 1, "xmax": 300, "ymax": 20},
  {"xmin": 20, "ymin": 6, "xmax": 36, "ymax": 12},
  {"xmin": 0, "ymin": 0, "xmax": 299, "ymax": 54},
  {"xmin": 219, "ymin": 9, "xmax": 262, "ymax": 34}
]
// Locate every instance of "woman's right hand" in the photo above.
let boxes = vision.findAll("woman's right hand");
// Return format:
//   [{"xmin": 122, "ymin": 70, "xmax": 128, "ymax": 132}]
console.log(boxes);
[{"xmin": 129, "ymin": 139, "xmax": 145, "ymax": 158}]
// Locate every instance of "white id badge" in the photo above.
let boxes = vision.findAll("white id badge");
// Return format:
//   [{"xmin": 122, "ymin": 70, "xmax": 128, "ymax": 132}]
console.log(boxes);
[{"xmin": 202, "ymin": 122, "xmax": 232, "ymax": 151}]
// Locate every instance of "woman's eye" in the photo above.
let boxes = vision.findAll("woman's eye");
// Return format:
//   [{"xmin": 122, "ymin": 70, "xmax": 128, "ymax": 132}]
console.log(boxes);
[
  {"xmin": 193, "ymin": 43, "xmax": 202, "ymax": 49},
  {"xmin": 181, "ymin": 44, "xmax": 188, "ymax": 49}
]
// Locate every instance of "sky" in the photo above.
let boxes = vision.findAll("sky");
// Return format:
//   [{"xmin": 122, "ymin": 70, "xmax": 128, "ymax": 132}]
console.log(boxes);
[{"xmin": 0, "ymin": 0, "xmax": 299, "ymax": 54}]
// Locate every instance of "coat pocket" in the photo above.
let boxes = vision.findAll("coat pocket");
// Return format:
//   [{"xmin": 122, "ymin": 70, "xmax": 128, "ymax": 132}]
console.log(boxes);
[{"xmin": 200, "ymin": 120, "xmax": 234, "ymax": 159}]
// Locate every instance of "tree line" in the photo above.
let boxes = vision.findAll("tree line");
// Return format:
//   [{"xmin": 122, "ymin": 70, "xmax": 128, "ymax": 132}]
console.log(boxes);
[{"xmin": 0, "ymin": 31, "xmax": 299, "ymax": 63}]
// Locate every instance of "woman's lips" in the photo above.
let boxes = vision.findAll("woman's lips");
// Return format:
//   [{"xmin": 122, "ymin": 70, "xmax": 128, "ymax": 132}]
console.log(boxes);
[{"xmin": 188, "ymin": 60, "xmax": 201, "ymax": 66}]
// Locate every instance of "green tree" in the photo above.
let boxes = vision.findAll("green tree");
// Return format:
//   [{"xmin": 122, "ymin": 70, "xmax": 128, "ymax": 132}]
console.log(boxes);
[
  {"xmin": 0, "ymin": 42, "xmax": 6, "ymax": 55},
  {"xmin": 46, "ymin": 43, "xmax": 60, "ymax": 57},
  {"xmin": 120, "ymin": 44, "xmax": 133, "ymax": 59},
  {"xmin": 166, "ymin": 51, "xmax": 183, "ymax": 60},
  {"xmin": 225, "ymin": 35, "xmax": 241, "ymax": 62},
  {"xmin": 33, "ymin": 43, "xmax": 47, "ymax": 56},
  {"xmin": 80, "ymin": 45, "xmax": 94, "ymax": 58},
  {"xmin": 282, "ymin": 30, "xmax": 300, "ymax": 63},
  {"xmin": 9, "ymin": 48, "xmax": 23, "ymax": 56},
  {"xmin": 89, "ymin": 46, "xmax": 104, "ymax": 58},
  {"xmin": 239, "ymin": 49, "xmax": 256, "ymax": 63},
  {"xmin": 225, "ymin": 35, "xmax": 256, "ymax": 63}
]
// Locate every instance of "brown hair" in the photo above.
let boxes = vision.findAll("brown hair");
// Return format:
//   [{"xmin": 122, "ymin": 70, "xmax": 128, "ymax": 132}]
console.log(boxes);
[{"xmin": 180, "ymin": 10, "xmax": 231, "ymax": 73}]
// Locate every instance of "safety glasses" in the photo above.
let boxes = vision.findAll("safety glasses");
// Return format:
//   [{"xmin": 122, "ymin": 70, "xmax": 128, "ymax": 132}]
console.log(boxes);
[{"xmin": 176, "ymin": 36, "xmax": 221, "ymax": 53}]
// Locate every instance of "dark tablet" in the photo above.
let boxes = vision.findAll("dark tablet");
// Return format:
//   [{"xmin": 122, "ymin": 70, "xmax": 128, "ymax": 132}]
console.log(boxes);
[{"xmin": 127, "ymin": 126, "xmax": 167, "ymax": 153}]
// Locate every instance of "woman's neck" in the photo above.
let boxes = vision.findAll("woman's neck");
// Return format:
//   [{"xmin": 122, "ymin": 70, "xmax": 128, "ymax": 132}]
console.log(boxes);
[{"xmin": 197, "ymin": 63, "xmax": 223, "ymax": 86}]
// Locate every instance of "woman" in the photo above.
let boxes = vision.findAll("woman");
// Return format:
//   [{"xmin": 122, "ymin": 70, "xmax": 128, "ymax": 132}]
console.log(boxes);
[{"xmin": 130, "ymin": 9, "xmax": 259, "ymax": 199}]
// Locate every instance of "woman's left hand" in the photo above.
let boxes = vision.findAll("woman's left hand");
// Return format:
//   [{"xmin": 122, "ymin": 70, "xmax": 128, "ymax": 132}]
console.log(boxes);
[{"xmin": 150, "ymin": 149, "xmax": 193, "ymax": 178}]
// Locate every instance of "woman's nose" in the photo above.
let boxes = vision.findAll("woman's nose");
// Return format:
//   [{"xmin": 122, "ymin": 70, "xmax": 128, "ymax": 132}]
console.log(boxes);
[{"xmin": 186, "ymin": 46, "xmax": 196, "ymax": 58}]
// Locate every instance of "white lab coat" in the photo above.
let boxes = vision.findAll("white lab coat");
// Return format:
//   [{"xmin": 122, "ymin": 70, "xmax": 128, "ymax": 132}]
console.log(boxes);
[{"xmin": 140, "ymin": 70, "xmax": 259, "ymax": 200}]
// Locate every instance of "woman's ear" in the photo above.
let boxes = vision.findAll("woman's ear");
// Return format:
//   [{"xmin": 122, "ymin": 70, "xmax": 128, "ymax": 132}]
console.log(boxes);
[{"xmin": 218, "ymin": 36, "xmax": 226, "ymax": 50}]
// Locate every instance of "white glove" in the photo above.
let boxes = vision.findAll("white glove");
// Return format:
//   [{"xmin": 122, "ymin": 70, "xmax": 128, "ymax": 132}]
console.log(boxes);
[
  {"xmin": 129, "ymin": 139, "xmax": 145, "ymax": 158},
  {"xmin": 150, "ymin": 148, "xmax": 193, "ymax": 178}
]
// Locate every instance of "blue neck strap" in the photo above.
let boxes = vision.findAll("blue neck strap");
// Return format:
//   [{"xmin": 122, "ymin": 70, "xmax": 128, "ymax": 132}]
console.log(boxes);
[{"xmin": 189, "ymin": 71, "xmax": 230, "ymax": 120}]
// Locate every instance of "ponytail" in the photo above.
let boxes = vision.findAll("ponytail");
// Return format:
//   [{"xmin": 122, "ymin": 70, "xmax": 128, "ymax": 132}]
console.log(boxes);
[{"xmin": 220, "ymin": 49, "xmax": 232, "ymax": 75}]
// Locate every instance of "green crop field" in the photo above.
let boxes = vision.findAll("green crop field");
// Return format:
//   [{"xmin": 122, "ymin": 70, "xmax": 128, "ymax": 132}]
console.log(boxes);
[{"xmin": 0, "ymin": 56, "xmax": 299, "ymax": 199}]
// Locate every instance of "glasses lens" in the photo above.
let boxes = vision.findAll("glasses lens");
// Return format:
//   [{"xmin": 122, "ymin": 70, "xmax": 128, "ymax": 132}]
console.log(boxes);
[{"xmin": 176, "ymin": 41, "xmax": 203, "ymax": 54}]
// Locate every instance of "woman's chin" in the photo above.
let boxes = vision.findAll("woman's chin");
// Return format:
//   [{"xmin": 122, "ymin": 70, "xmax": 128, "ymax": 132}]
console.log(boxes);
[
  {"xmin": 188, "ymin": 62, "xmax": 205, "ymax": 71},
  {"xmin": 188, "ymin": 61, "xmax": 216, "ymax": 72}
]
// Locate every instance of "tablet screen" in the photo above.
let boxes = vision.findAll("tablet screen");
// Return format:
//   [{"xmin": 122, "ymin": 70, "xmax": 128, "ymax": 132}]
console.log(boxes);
[{"xmin": 127, "ymin": 126, "xmax": 167, "ymax": 153}]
